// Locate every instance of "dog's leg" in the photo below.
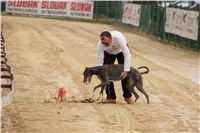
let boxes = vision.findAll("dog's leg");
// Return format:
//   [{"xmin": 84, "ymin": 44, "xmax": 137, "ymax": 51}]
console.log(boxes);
[
  {"xmin": 129, "ymin": 84, "xmax": 139, "ymax": 103},
  {"xmin": 93, "ymin": 82, "xmax": 109, "ymax": 93},
  {"xmin": 96, "ymin": 87, "xmax": 103, "ymax": 102},
  {"xmin": 97, "ymin": 85, "xmax": 106, "ymax": 103},
  {"xmin": 93, "ymin": 82, "xmax": 109, "ymax": 102},
  {"xmin": 135, "ymin": 81, "xmax": 149, "ymax": 104},
  {"xmin": 131, "ymin": 89, "xmax": 139, "ymax": 103},
  {"xmin": 100, "ymin": 85, "xmax": 106, "ymax": 102},
  {"xmin": 127, "ymin": 77, "xmax": 139, "ymax": 103},
  {"xmin": 91, "ymin": 92, "xmax": 95, "ymax": 99}
]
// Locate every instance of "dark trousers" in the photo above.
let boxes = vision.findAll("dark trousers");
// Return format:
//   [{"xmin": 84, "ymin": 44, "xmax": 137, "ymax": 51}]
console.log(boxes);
[{"xmin": 103, "ymin": 51, "xmax": 132, "ymax": 99}]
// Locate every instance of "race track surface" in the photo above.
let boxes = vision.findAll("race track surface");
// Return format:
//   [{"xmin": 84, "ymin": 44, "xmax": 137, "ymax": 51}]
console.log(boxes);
[{"xmin": 1, "ymin": 16, "xmax": 200, "ymax": 133}]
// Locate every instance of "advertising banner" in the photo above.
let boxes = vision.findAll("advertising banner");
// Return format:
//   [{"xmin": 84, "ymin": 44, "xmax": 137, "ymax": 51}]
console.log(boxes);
[
  {"xmin": 122, "ymin": 3, "xmax": 141, "ymax": 27},
  {"xmin": 165, "ymin": 8, "xmax": 199, "ymax": 40},
  {"xmin": 69, "ymin": 2, "xmax": 94, "ymax": 19},
  {"xmin": 40, "ymin": 1, "xmax": 68, "ymax": 16},
  {"xmin": 6, "ymin": 0, "xmax": 94, "ymax": 19},
  {"xmin": 6, "ymin": 0, "xmax": 40, "ymax": 15}
]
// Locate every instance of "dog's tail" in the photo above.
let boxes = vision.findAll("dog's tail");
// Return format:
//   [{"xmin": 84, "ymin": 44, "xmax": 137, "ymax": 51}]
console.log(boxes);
[{"xmin": 137, "ymin": 66, "xmax": 149, "ymax": 74}]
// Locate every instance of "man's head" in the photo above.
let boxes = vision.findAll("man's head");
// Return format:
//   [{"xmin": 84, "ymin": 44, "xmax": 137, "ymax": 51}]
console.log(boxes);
[{"xmin": 100, "ymin": 31, "xmax": 112, "ymax": 47}]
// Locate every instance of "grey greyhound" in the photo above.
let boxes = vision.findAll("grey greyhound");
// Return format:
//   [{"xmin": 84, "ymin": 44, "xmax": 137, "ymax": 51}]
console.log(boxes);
[{"xmin": 83, "ymin": 64, "xmax": 150, "ymax": 104}]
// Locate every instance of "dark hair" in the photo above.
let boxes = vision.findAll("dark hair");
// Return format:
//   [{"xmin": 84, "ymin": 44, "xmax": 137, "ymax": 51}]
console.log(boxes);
[{"xmin": 100, "ymin": 31, "xmax": 111, "ymax": 38}]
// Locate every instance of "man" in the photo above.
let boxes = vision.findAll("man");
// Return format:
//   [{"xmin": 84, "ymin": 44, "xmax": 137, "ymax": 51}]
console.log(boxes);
[{"xmin": 97, "ymin": 31, "xmax": 133, "ymax": 104}]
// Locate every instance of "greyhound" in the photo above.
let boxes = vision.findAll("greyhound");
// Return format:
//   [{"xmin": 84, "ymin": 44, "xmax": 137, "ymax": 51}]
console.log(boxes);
[{"xmin": 83, "ymin": 64, "xmax": 149, "ymax": 104}]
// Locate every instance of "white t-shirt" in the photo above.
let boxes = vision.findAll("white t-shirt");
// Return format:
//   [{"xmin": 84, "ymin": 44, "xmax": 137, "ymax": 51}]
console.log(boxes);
[{"xmin": 97, "ymin": 31, "xmax": 131, "ymax": 71}]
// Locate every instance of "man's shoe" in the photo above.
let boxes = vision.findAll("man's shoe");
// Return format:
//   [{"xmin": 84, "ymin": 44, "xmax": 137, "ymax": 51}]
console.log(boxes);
[
  {"xmin": 124, "ymin": 98, "xmax": 133, "ymax": 104},
  {"xmin": 102, "ymin": 99, "xmax": 116, "ymax": 104}
]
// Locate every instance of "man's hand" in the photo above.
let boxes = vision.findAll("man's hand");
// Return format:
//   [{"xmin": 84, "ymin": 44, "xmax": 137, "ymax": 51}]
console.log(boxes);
[{"xmin": 120, "ymin": 71, "xmax": 128, "ymax": 80}]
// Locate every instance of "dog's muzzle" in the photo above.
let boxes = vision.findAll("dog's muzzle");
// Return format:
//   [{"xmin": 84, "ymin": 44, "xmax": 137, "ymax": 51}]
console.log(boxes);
[{"xmin": 84, "ymin": 76, "xmax": 91, "ymax": 85}]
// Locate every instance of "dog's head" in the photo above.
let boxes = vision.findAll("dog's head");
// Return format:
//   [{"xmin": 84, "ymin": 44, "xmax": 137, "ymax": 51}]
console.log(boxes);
[{"xmin": 83, "ymin": 67, "xmax": 93, "ymax": 85}]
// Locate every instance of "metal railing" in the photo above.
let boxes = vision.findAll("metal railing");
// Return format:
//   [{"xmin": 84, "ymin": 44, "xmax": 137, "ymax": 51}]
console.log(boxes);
[
  {"xmin": 93, "ymin": 1, "xmax": 200, "ymax": 50},
  {"xmin": 1, "ymin": 1, "xmax": 200, "ymax": 50},
  {"xmin": 1, "ymin": 32, "xmax": 15, "ymax": 108}
]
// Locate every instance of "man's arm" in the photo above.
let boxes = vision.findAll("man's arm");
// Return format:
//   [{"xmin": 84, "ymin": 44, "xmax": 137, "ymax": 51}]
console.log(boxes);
[
  {"xmin": 117, "ymin": 38, "xmax": 131, "ymax": 72},
  {"xmin": 97, "ymin": 42, "xmax": 104, "ymax": 66}
]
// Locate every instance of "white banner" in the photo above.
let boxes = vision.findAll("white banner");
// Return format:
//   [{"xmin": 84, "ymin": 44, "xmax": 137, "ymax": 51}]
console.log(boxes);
[
  {"xmin": 40, "ymin": 1, "xmax": 68, "ymax": 16},
  {"xmin": 6, "ymin": 0, "xmax": 40, "ymax": 15},
  {"xmin": 6, "ymin": 0, "xmax": 94, "ymax": 19},
  {"xmin": 122, "ymin": 3, "xmax": 141, "ymax": 27},
  {"xmin": 165, "ymin": 8, "xmax": 199, "ymax": 40},
  {"xmin": 69, "ymin": 2, "xmax": 94, "ymax": 19}
]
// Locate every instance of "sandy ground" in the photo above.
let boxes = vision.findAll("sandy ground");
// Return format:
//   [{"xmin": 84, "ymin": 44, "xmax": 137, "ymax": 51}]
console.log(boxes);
[{"xmin": 1, "ymin": 15, "xmax": 200, "ymax": 133}]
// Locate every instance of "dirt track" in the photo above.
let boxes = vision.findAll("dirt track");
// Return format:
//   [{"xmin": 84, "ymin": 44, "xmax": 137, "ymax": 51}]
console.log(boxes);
[{"xmin": 1, "ymin": 16, "xmax": 200, "ymax": 133}]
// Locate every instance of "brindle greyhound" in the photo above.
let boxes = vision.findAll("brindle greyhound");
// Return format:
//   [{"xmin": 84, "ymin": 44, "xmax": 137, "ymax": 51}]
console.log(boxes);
[{"xmin": 83, "ymin": 64, "xmax": 150, "ymax": 104}]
